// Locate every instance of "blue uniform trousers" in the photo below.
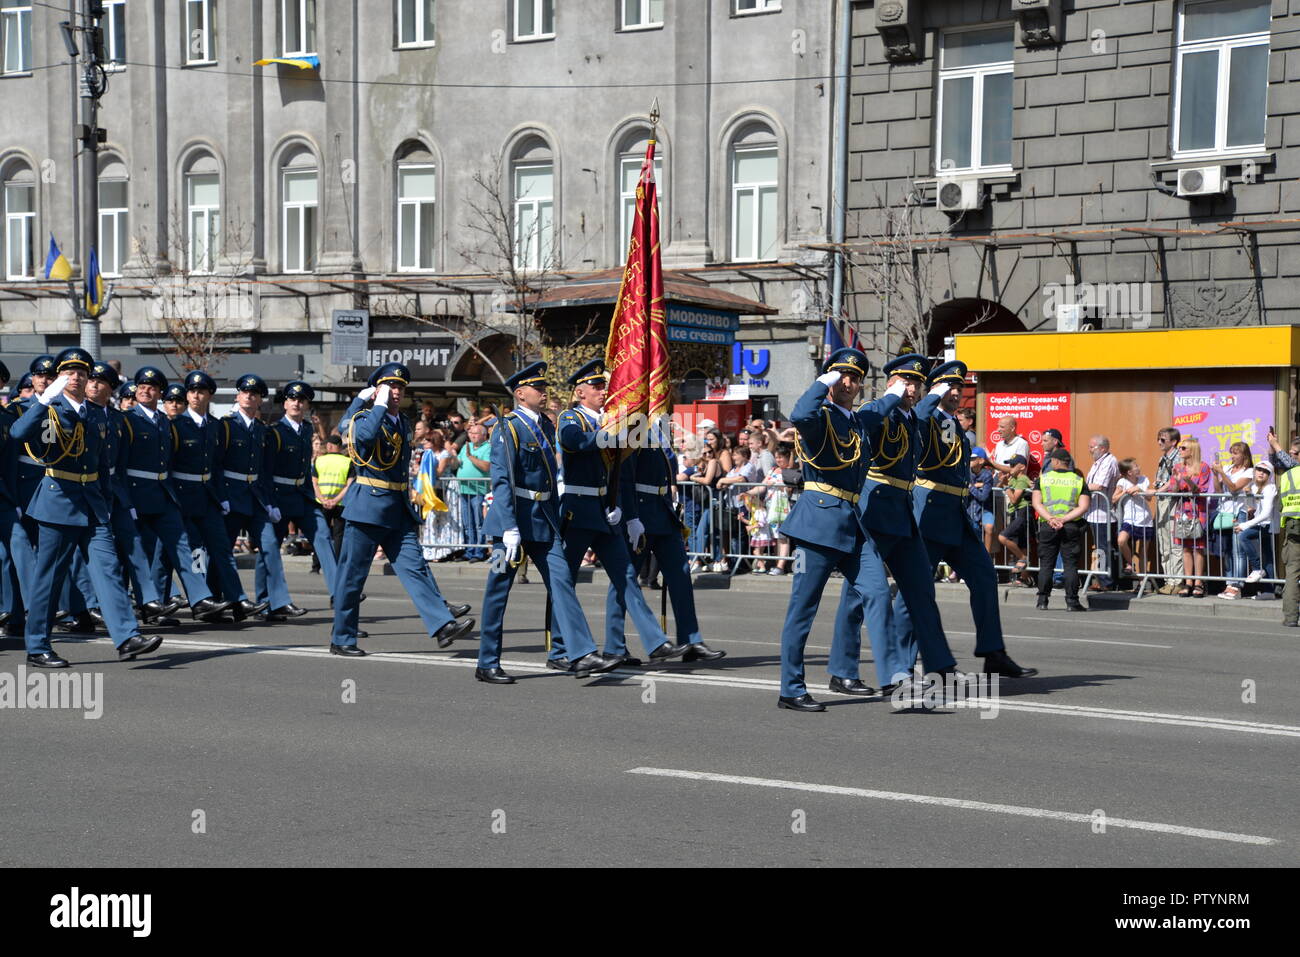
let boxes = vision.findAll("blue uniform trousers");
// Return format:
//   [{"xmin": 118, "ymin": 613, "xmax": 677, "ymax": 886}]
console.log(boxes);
[
  {"xmin": 5, "ymin": 514, "xmax": 40, "ymax": 628},
  {"xmin": 109, "ymin": 502, "xmax": 161, "ymax": 606},
  {"xmin": 0, "ymin": 508, "xmax": 21, "ymax": 622},
  {"xmin": 330, "ymin": 520, "xmax": 454, "ymax": 647},
  {"xmin": 891, "ymin": 524, "xmax": 1004, "ymax": 665},
  {"xmin": 834, "ymin": 529, "xmax": 958, "ymax": 687},
  {"xmin": 25, "ymin": 521, "xmax": 139, "ymax": 654},
  {"xmin": 256, "ymin": 508, "xmax": 338, "ymax": 608},
  {"xmin": 477, "ymin": 537, "xmax": 597, "ymax": 669},
  {"xmin": 604, "ymin": 530, "xmax": 702, "ymax": 653},
  {"xmin": 136, "ymin": 505, "xmax": 215, "ymax": 606},
  {"xmin": 556, "ymin": 527, "xmax": 670, "ymax": 658},
  {"xmin": 184, "ymin": 508, "xmax": 248, "ymax": 603},
  {"xmin": 778, "ymin": 539, "xmax": 867, "ymax": 698}
]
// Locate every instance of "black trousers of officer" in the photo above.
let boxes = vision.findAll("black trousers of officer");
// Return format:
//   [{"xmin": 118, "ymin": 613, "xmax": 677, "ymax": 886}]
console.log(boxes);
[{"xmin": 1037, "ymin": 519, "xmax": 1085, "ymax": 603}]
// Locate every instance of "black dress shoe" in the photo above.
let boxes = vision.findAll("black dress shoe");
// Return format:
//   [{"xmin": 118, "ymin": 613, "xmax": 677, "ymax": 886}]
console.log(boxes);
[
  {"xmin": 1035, "ymin": 597, "xmax": 1049, "ymax": 610},
  {"xmin": 27, "ymin": 652, "xmax": 70, "ymax": 668},
  {"xmin": 329, "ymin": 643, "xmax": 366, "ymax": 657},
  {"xmin": 647, "ymin": 641, "xmax": 688, "ymax": 662},
  {"xmin": 828, "ymin": 675, "xmax": 877, "ymax": 696},
  {"xmin": 118, "ymin": 634, "xmax": 164, "ymax": 661},
  {"xmin": 5, "ymin": 622, "xmax": 26, "ymax": 637},
  {"xmin": 231, "ymin": 598, "xmax": 269, "ymax": 621},
  {"xmin": 545, "ymin": 657, "xmax": 571, "ymax": 672},
  {"xmin": 88, "ymin": 608, "xmax": 106, "ymax": 629},
  {"xmin": 259, "ymin": 609, "xmax": 289, "ymax": 623},
  {"xmin": 980, "ymin": 649, "xmax": 1039, "ymax": 678},
  {"xmin": 433, "ymin": 617, "xmax": 475, "ymax": 648},
  {"xmin": 571, "ymin": 652, "xmax": 620, "ymax": 678},
  {"xmin": 279, "ymin": 603, "xmax": 309, "ymax": 618},
  {"xmin": 1066, "ymin": 601, "xmax": 1087, "ymax": 612},
  {"xmin": 0, "ymin": 611, "xmax": 8, "ymax": 628},
  {"xmin": 604, "ymin": 653, "xmax": 642, "ymax": 668},
  {"xmin": 475, "ymin": 667, "xmax": 516, "ymax": 684},
  {"xmin": 155, "ymin": 617, "xmax": 182, "ymax": 628},
  {"xmin": 59, "ymin": 612, "xmax": 96, "ymax": 634},
  {"xmin": 777, "ymin": 693, "xmax": 826, "ymax": 712},
  {"xmin": 681, "ymin": 641, "xmax": 726, "ymax": 662},
  {"xmin": 446, "ymin": 602, "xmax": 472, "ymax": 619},
  {"xmin": 191, "ymin": 598, "xmax": 232, "ymax": 619},
  {"xmin": 139, "ymin": 598, "xmax": 182, "ymax": 622},
  {"xmin": 356, "ymin": 630, "xmax": 369, "ymax": 639}
]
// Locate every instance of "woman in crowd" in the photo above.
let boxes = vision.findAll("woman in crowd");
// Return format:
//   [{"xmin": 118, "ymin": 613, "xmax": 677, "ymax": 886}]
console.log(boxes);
[
  {"xmin": 1210, "ymin": 441, "xmax": 1255, "ymax": 599},
  {"xmin": 1162, "ymin": 436, "xmax": 1212, "ymax": 597},
  {"xmin": 688, "ymin": 439, "xmax": 725, "ymax": 572},
  {"xmin": 419, "ymin": 428, "xmax": 462, "ymax": 562},
  {"xmin": 717, "ymin": 444, "xmax": 758, "ymax": 570},
  {"xmin": 1233, "ymin": 459, "xmax": 1278, "ymax": 596},
  {"xmin": 1113, "ymin": 457, "xmax": 1155, "ymax": 581},
  {"xmin": 762, "ymin": 442, "xmax": 800, "ymax": 575}
]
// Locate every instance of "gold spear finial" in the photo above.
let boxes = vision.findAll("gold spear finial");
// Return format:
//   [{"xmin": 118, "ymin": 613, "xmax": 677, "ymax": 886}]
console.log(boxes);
[{"xmin": 649, "ymin": 97, "xmax": 661, "ymax": 133}]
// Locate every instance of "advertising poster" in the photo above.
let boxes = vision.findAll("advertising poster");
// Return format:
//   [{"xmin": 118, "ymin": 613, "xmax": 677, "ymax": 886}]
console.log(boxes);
[
  {"xmin": 984, "ymin": 392, "xmax": 1072, "ymax": 473},
  {"xmin": 1172, "ymin": 384, "xmax": 1273, "ymax": 468}
]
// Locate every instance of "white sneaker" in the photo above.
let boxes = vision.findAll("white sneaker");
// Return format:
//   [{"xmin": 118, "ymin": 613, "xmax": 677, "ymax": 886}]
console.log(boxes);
[
  {"xmin": 1220, "ymin": 588, "xmax": 1240, "ymax": 600},
  {"xmin": 1245, "ymin": 570, "xmax": 1264, "ymax": 583},
  {"xmin": 710, "ymin": 561, "xmax": 727, "ymax": 573},
  {"xmin": 769, "ymin": 567, "xmax": 786, "ymax": 576}
]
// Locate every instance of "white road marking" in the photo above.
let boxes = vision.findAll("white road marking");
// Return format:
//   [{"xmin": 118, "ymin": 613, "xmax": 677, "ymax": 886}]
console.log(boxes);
[
  {"xmin": 625, "ymin": 768, "xmax": 1277, "ymax": 846},
  {"xmin": 947, "ymin": 630, "xmax": 1173, "ymax": 649},
  {"xmin": 138, "ymin": 637, "xmax": 1300, "ymax": 738}
]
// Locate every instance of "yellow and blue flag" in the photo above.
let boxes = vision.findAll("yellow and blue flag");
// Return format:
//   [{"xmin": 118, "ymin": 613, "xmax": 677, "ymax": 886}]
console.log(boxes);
[
  {"xmin": 84, "ymin": 246, "xmax": 105, "ymax": 317},
  {"xmin": 254, "ymin": 54, "xmax": 320, "ymax": 70},
  {"xmin": 44, "ymin": 235, "xmax": 72, "ymax": 281}
]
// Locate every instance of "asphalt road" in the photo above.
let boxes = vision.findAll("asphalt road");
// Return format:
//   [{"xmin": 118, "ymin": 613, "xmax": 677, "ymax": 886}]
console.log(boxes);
[{"xmin": 1, "ymin": 565, "xmax": 1296, "ymax": 868}]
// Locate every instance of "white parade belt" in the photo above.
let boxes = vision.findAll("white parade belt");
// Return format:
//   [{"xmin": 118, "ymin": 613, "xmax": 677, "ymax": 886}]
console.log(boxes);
[
  {"xmin": 513, "ymin": 489, "xmax": 551, "ymax": 501},
  {"xmin": 635, "ymin": 483, "xmax": 669, "ymax": 495},
  {"xmin": 127, "ymin": 469, "xmax": 168, "ymax": 480},
  {"xmin": 224, "ymin": 470, "xmax": 258, "ymax": 482},
  {"xmin": 563, "ymin": 485, "xmax": 607, "ymax": 497},
  {"xmin": 172, "ymin": 471, "xmax": 210, "ymax": 482},
  {"xmin": 273, "ymin": 476, "xmax": 306, "ymax": 486}
]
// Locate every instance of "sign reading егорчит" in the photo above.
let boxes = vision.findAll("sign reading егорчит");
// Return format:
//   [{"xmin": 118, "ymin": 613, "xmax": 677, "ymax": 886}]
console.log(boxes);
[{"xmin": 357, "ymin": 338, "xmax": 457, "ymax": 383}]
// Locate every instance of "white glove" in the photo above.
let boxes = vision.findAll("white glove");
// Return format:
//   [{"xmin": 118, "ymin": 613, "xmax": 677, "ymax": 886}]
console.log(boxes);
[
  {"xmin": 358, "ymin": 386, "xmax": 376, "ymax": 402},
  {"xmin": 627, "ymin": 517, "xmax": 646, "ymax": 551},
  {"xmin": 39, "ymin": 375, "xmax": 69, "ymax": 405},
  {"xmin": 220, "ymin": 500, "xmax": 231, "ymax": 515},
  {"xmin": 605, "ymin": 506, "xmax": 623, "ymax": 525},
  {"xmin": 817, "ymin": 371, "xmax": 842, "ymax": 388},
  {"xmin": 267, "ymin": 506, "xmax": 282, "ymax": 523},
  {"xmin": 130, "ymin": 508, "xmax": 137, "ymax": 520},
  {"xmin": 502, "ymin": 528, "xmax": 521, "ymax": 564},
  {"xmin": 886, "ymin": 380, "xmax": 908, "ymax": 398},
  {"xmin": 928, "ymin": 382, "xmax": 952, "ymax": 397},
  {"xmin": 374, "ymin": 384, "xmax": 392, "ymax": 408}
]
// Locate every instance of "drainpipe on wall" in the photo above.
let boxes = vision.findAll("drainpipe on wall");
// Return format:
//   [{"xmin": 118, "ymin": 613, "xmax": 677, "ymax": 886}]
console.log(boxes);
[{"xmin": 829, "ymin": 0, "xmax": 852, "ymax": 326}]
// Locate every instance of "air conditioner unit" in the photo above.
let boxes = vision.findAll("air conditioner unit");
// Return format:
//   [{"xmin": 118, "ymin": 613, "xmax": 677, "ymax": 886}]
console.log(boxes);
[
  {"xmin": 936, "ymin": 178, "xmax": 984, "ymax": 213},
  {"xmin": 1176, "ymin": 166, "xmax": 1227, "ymax": 197}
]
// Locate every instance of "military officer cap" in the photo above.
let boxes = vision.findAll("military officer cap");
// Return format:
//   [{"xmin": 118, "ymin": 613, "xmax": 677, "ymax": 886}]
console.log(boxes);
[
  {"xmin": 184, "ymin": 370, "xmax": 217, "ymax": 394},
  {"xmin": 134, "ymin": 366, "xmax": 168, "ymax": 388},
  {"xmin": 883, "ymin": 353, "xmax": 931, "ymax": 381},
  {"xmin": 30, "ymin": 354, "xmax": 56, "ymax": 376},
  {"xmin": 821, "ymin": 347, "xmax": 870, "ymax": 378},
  {"xmin": 116, "ymin": 381, "xmax": 137, "ymax": 400},
  {"xmin": 926, "ymin": 360, "xmax": 967, "ymax": 388},
  {"xmin": 89, "ymin": 361, "xmax": 121, "ymax": 389},
  {"xmin": 162, "ymin": 383, "xmax": 185, "ymax": 403},
  {"xmin": 17, "ymin": 373, "xmax": 33, "ymax": 392},
  {"xmin": 55, "ymin": 347, "xmax": 94, "ymax": 373},
  {"xmin": 366, "ymin": 362, "xmax": 411, "ymax": 388},
  {"xmin": 567, "ymin": 358, "xmax": 607, "ymax": 388},
  {"xmin": 0, "ymin": 360, "xmax": 9, "ymax": 386},
  {"xmin": 505, "ymin": 361, "xmax": 548, "ymax": 392},
  {"xmin": 279, "ymin": 380, "xmax": 315, "ymax": 403},
  {"xmin": 236, "ymin": 373, "xmax": 269, "ymax": 396}
]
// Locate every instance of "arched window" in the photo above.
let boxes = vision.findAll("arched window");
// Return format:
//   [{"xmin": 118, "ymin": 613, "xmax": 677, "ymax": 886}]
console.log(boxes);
[
  {"xmin": 728, "ymin": 124, "xmax": 778, "ymax": 262},
  {"xmin": 396, "ymin": 141, "xmax": 435, "ymax": 272},
  {"xmin": 280, "ymin": 148, "xmax": 318, "ymax": 273},
  {"xmin": 615, "ymin": 128, "xmax": 663, "ymax": 257},
  {"xmin": 183, "ymin": 151, "xmax": 220, "ymax": 273},
  {"xmin": 2, "ymin": 158, "xmax": 35, "ymax": 279},
  {"xmin": 511, "ymin": 136, "xmax": 554, "ymax": 271},
  {"xmin": 98, "ymin": 155, "xmax": 129, "ymax": 277}
]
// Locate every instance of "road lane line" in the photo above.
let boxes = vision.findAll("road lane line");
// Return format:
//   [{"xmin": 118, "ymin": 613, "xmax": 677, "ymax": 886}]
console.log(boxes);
[
  {"xmin": 131, "ymin": 637, "xmax": 1300, "ymax": 738},
  {"xmin": 625, "ymin": 768, "xmax": 1278, "ymax": 846}
]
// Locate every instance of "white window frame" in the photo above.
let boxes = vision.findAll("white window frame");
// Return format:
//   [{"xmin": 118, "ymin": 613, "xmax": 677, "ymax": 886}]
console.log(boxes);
[
  {"xmin": 282, "ymin": 0, "xmax": 317, "ymax": 57},
  {"xmin": 103, "ymin": 0, "xmax": 127, "ymax": 69},
  {"xmin": 185, "ymin": 172, "xmax": 220, "ymax": 274},
  {"xmin": 513, "ymin": 0, "xmax": 555, "ymax": 42},
  {"xmin": 621, "ymin": 0, "xmax": 663, "ymax": 31},
  {"xmin": 1, "ymin": 0, "xmax": 33, "ymax": 75},
  {"xmin": 735, "ymin": 0, "xmax": 780, "ymax": 15},
  {"xmin": 98, "ymin": 179, "xmax": 129, "ymax": 277},
  {"xmin": 730, "ymin": 145, "xmax": 778, "ymax": 263},
  {"xmin": 512, "ymin": 161, "xmax": 554, "ymax": 271},
  {"xmin": 282, "ymin": 168, "xmax": 318, "ymax": 273},
  {"xmin": 185, "ymin": 0, "xmax": 216, "ymax": 65},
  {"xmin": 4, "ymin": 180, "xmax": 34, "ymax": 280},
  {"xmin": 618, "ymin": 153, "xmax": 663, "ymax": 254},
  {"xmin": 934, "ymin": 26, "xmax": 1015, "ymax": 175},
  {"xmin": 396, "ymin": 0, "xmax": 435, "ymax": 48},
  {"xmin": 396, "ymin": 162, "xmax": 436, "ymax": 272},
  {"xmin": 1171, "ymin": 0, "xmax": 1271, "ymax": 158}
]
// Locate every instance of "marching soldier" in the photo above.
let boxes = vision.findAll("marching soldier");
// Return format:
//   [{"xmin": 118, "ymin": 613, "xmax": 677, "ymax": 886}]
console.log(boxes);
[
  {"xmin": 172, "ymin": 369, "xmax": 267, "ymax": 620},
  {"xmin": 122, "ymin": 367, "xmax": 229, "ymax": 622},
  {"xmin": 220, "ymin": 374, "xmax": 281, "ymax": 612},
  {"xmin": 833, "ymin": 354, "xmax": 960, "ymax": 691},
  {"xmin": 775, "ymin": 348, "xmax": 873, "ymax": 712},
  {"xmin": 0, "ymin": 360, "xmax": 17, "ymax": 628},
  {"xmin": 475, "ymin": 361, "xmax": 620, "ymax": 683},
  {"xmin": 161, "ymin": 382, "xmax": 185, "ymax": 418},
  {"xmin": 116, "ymin": 381, "xmax": 138, "ymax": 412},
  {"xmin": 330, "ymin": 362, "xmax": 474, "ymax": 656},
  {"xmin": 257, "ymin": 380, "xmax": 338, "ymax": 619},
  {"xmin": 5, "ymin": 356, "xmax": 59, "ymax": 637},
  {"xmin": 10, "ymin": 348, "xmax": 162, "ymax": 667},
  {"xmin": 889, "ymin": 360, "xmax": 1037, "ymax": 678},
  {"xmin": 551, "ymin": 359, "xmax": 687, "ymax": 668}
]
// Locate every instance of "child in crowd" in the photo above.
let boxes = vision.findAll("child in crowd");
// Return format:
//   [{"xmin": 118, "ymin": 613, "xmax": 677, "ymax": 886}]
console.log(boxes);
[
  {"xmin": 968, "ymin": 446, "xmax": 998, "ymax": 558},
  {"xmin": 1113, "ymin": 457, "xmax": 1155, "ymax": 580},
  {"xmin": 744, "ymin": 489, "xmax": 773, "ymax": 571},
  {"xmin": 997, "ymin": 454, "xmax": 1033, "ymax": 585}
]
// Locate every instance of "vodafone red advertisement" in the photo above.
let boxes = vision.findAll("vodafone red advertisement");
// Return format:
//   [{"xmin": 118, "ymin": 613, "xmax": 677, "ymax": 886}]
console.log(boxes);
[{"xmin": 984, "ymin": 392, "xmax": 1071, "ymax": 473}]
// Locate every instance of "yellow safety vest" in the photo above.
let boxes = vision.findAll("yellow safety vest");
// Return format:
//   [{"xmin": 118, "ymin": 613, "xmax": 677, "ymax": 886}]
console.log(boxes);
[
  {"xmin": 1039, "ymin": 470, "xmax": 1084, "ymax": 520},
  {"xmin": 314, "ymin": 452, "xmax": 352, "ymax": 498},
  {"xmin": 1279, "ymin": 466, "xmax": 1300, "ymax": 528}
]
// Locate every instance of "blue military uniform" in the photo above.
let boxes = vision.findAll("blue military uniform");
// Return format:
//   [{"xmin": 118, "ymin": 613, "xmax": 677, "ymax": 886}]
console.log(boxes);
[
  {"xmin": 256, "ymin": 381, "xmax": 339, "ymax": 614},
  {"xmin": 476, "ymin": 361, "xmax": 615, "ymax": 682},
  {"xmin": 330, "ymin": 363, "xmax": 465, "ymax": 653},
  {"xmin": 833, "ymin": 354, "xmax": 958, "ymax": 687},
  {"xmin": 0, "ymin": 371, "xmax": 21, "ymax": 626},
  {"xmin": 4, "ymin": 356, "xmax": 58, "ymax": 632},
  {"xmin": 219, "ymin": 374, "xmax": 283, "ymax": 615},
  {"xmin": 9, "ymin": 349, "xmax": 152, "ymax": 664},
  {"xmin": 776, "ymin": 348, "xmax": 872, "ymax": 708}
]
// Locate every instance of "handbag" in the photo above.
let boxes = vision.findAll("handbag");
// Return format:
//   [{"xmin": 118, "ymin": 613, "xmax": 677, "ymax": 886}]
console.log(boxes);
[
  {"xmin": 1175, "ymin": 513, "xmax": 1204, "ymax": 539},
  {"xmin": 1212, "ymin": 510, "xmax": 1236, "ymax": 531}
]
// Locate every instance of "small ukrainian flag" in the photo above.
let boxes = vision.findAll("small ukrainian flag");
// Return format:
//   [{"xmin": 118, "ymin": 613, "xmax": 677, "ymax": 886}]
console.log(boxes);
[
  {"xmin": 44, "ymin": 235, "xmax": 72, "ymax": 281},
  {"xmin": 253, "ymin": 54, "xmax": 320, "ymax": 70},
  {"xmin": 84, "ymin": 246, "xmax": 105, "ymax": 317}
]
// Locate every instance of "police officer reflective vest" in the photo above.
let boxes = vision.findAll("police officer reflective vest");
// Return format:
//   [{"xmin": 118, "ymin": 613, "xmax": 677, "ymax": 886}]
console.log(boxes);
[
  {"xmin": 315, "ymin": 452, "xmax": 351, "ymax": 499},
  {"xmin": 1278, "ymin": 466, "xmax": 1300, "ymax": 528},
  {"xmin": 1039, "ymin": 471, "xmax": 1084, "ymax": 519}
]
